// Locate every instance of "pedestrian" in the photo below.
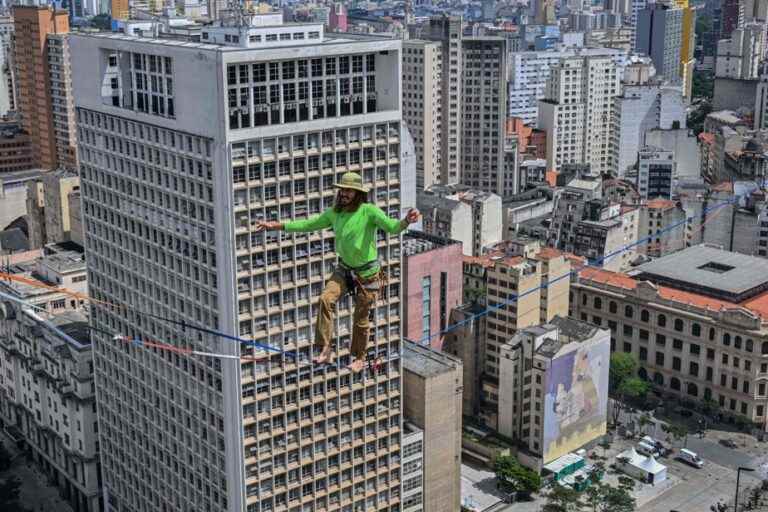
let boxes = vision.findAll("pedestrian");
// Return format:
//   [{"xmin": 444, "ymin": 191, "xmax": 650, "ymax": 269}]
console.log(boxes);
[{"xmin": 256, "ymin": 172, "xmax": 420, "ymax": 372}]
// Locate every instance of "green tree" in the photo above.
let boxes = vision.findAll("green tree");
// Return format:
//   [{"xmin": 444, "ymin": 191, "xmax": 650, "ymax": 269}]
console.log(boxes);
[
  {"xmin": 583, "ymin": 482, "xmax": 606, "ymax": 512},
  {"xmin": 617, "ymin": 476, "xmax": 636, "ymax": 493},
  {"xmin": 545, "ymin": 483, "xmax": 583, "ymax": 512},
  {"xmin": 618, "ymin": 378, "xmax": 649, "ymax": 401},
  {"xmin": 662, "ymin": 423, "xmax": 689, "ymax": 447},
  {"xmin": 637, "ymin": 413, "xmax": 652, "ymax": 435},
  {"xmin": 599, "ymin": 486, "xmax": 636, "ymax": 512},
  {"xmin": 493, "ymin": 455, "xmax": 541, "ymax": 494},
  {"xmin": 610, "ymin": 352, "xmax": 637, "ymax": 393}
]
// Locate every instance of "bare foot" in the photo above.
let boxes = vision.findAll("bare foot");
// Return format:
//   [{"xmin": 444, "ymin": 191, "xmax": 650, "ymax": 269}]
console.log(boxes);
[
  {"xmin": 313, "ymin": 347, "xmax": 332, "ymax": 365},
  {"xmin": 349, "ymin": 359, "xmax": 365, "ymax": 373}
]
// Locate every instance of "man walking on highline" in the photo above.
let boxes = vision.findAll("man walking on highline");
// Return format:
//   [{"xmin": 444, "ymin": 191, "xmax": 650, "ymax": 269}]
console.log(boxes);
[{"xmin": 256, "ymin": 172, "xmax": 420, "ymax": 372}]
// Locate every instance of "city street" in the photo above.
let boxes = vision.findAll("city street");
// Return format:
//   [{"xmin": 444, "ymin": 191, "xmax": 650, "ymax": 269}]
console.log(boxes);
[{"xmin": 0, "ymin": 433, "xmax": 74, "ymax": 512}]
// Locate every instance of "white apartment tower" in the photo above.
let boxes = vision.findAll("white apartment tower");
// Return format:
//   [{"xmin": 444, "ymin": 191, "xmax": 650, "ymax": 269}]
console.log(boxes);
[
  {"xmin": 716, "ymin": 22, "xmax": 766, "ymax": 80},
  {"xmin": 71, "ymin": 13, "xmax": 406, "ymax": 512},
  {"xmin": 538, "ymin": 54, "xmax": 620, "ymax": 174},
  {"xmin": 402, "ymin": 39, "xmax": 442, "ymax": 190}
]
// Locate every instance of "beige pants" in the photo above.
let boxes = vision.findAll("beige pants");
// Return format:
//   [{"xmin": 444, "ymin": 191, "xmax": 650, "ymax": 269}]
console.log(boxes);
[{"xmin": 315, "ymin": 271, "xmax": 378, "ymax": 359}]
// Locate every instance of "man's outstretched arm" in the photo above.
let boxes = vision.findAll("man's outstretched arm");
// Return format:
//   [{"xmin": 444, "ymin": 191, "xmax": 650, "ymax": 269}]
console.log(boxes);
[
  {"xmin": 369, "ymin": 205, "xmax": 420, "ymax": 234},
  {"xmin": 255, "ymin": 209, "xmax": 332, "ymax": 233}
]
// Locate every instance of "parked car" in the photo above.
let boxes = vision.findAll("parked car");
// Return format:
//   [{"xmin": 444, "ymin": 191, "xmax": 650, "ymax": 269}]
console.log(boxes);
[
  {"xmin": 637, "ymin": 441, "xmax": 660, "ymax": 457},
  {"xmin": 718, "ymin": 439, "xmax": 737, "ymax": 449},
  {"xmin": 676, "ymin": 448, "xmax": 704, "ymax": 468},
  {"xmin": 641, "ymin": 436, "xmax": 671, "ymax": 456}
]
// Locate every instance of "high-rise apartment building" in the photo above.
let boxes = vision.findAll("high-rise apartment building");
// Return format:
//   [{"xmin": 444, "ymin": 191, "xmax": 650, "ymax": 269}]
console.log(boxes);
[
  {"xmin": 638, "ymin": 198, "xmax": 686, "ymax": 258},
  {"xmin": 0, "ymin": 16, "xmax": 16, "ymax": 116},
  {"xmin": 48, "ymin": 33, "xmax": 77, "ymax": 170},
  {"xmin": 677, "ymin": 0, "xmax": 696, "ymax": 100},
  {"xmin": 12, "ymin": 6, "xmax": 69, "ymax": 171},
  {"xmin": 538, "ymin": 54, "xmax": 620, "ymax": 174},
  {"xmin": 72, "ymin": 14, "xmax": 406, "ymax": 512},
  {"xmin": 402, "ymin": 40, "xmax": 442, "ymax": 190},
  {"xmin": 402, "ymin": 341, "xmax": 462, "ymax": 512},
  {"xmin": 479, "ymin": 240, "xmax": 572, "ymax": 428},
  {"xmin": 716, "ymin": 22, "xmax": 766, "ymax": 80},
  {"xmin": 461, "ymin": 37, "xmax": 518, "ymax": 197},
  {"xmin": 422, "ymin": 15, "xmax": 463, "ymax": 186},
  {"xmin": 635, "ymin": 3, "xmax": 683, "ymax": 85},
  {"xmin": 508, "ymin": 47, "xmax": 627, "ymax": 127},
  {"xmin": 611, "ymin": 66, "xmax": 687, "ymax": 177},
  {"xmin": 720, "ymin": 0, "xmax": 744, "ymax": 40}
]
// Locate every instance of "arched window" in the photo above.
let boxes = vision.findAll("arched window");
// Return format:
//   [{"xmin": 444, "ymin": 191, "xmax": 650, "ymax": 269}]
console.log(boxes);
[
  {"xmin": 670, "ymin": 377, "xmax": 681, "ymax": 391},
  {"xmin": 674, "ymin": 319, "xmax": 684, "ymax": 332},
  {"xmin": 658, "ymin": 314, "xmax": 666, "ymax": 327},
  {"xmin": 704, "ymin": 387, "xmax": 712, "ymax": 400},
  {"xmin": 593, "ymin": 297, "xmax": 602, "ymax": 310},
  {"xmin": 653, "ymin": 373, "xmax": 664, "ymax": 386},
  {"xmin": 641, "ymin": 310, "xmax": 649, "ymax": 322},
  {"xmin": 709, "ymin": 328, "xmax": 716, "ymax": 341},
  {"xmin": 625, "ymin": 305, "xmax": 634, "ymax": 319},
  {"xmin": 692, "ymin": 323, "xmax": 701, "ymax": 337},
  {"xmin": 746, "ymin": 339, "xmax": 754, "ymax": 353},
  {"xmin": 723, "ymin": 333, "xmax": 731, "ymax": 346},
  {"xmin": 638, "ymin": 368, "xmax": 648, "ymax": 381},
  {"xmin": 687, "ymin": 383, "xmax": 698, "ymax": 397},
  {"xmin": 582, "ymin": 293, "xmax": 587, "ymax": 306},
  {"xmin": 762, "ymin": 341, "xmax": 768, "ymax": 355},
  {"xmin": 735, "ymin": 336, "xmax": 742, "ymax": 349},
  {"xmin": 609, "ymin": 301, "xmax": 617, "ymax": 314}
]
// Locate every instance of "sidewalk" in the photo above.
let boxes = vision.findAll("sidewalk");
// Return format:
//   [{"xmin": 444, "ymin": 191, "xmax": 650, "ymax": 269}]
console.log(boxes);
[{"xmin": 0, "ymin": 432, "xmax": 74, "ymax": 512}]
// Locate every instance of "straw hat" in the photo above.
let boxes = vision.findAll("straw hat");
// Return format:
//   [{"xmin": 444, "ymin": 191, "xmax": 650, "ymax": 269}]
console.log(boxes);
[{"xmin": 334, "ymin": 172, "xmax": 369, "ymax": 193}]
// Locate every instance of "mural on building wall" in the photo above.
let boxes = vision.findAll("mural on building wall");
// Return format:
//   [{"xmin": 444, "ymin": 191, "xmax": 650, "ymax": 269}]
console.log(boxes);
[{"xmin": 542, "ymin": 337, "xmax": 610, "ymax": 463}]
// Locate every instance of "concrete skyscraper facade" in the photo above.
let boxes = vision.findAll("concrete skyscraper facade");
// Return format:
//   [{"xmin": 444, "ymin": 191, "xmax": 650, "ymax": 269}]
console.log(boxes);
[
  {"xmin": 538, "ymin": 54, "xmax": 620, "ymax": 174},
  {"xmin": 13, "ymin": 5, "xmax": 69, "ymax": 171},
  {"xmin": 72, "ymin": 13, "xmax": 406, "ymax": 512},
  {"xmin": 716, "ymin": 22, "xmax": 766, "ymax": 80},
  {"xmin": 402, "ymin": 39, "xmax": 443, "ymax": 190},
  {"xmin": 422, "ymin": 15, "xmax": 463, "ymax": 187},
  {"xmin": 461, "ymin": 37, "xmax": 518, "ymax": 197},
  {"xmin": 635, "ymin": 3, "xmax": 683, "ymax": 85}
]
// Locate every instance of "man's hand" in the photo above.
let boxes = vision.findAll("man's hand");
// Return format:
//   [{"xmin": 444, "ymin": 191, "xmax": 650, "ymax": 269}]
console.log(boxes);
[
  {"xmin": 254, "ymin": 220, "xmax": 283, "ymax": 232},
  {"xmin": 404, "ymin": 208, "xmax": 420, "ymax": 224}
]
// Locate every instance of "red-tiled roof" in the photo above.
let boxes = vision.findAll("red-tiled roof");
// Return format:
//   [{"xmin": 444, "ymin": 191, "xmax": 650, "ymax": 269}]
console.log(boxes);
[
  {"xmin": 580, "ymin": 266, "xmax": 768, "ymax": 320},
  {"xmin": 646, "ymin": 198, "xmax": 676, "ymax": 209}
]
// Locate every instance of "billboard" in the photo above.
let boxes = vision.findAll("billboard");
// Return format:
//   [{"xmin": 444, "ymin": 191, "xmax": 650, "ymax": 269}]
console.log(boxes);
[{"xmin": 542, "ymin": 335, "xmax": 610, "ymax": 463}]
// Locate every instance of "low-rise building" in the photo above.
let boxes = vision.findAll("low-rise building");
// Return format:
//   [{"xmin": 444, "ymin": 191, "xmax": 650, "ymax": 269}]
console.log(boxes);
[
  {"xmin": 498, "ymin": 316, "xmax": 611, "ymax": 468},
  {"xmin": 572, "ymin": 245, "xmax": 768, "ymax": 429},
  {"xmin": 403, "ymin": 341, "xmax": 463, "ymax": 512},
  {"xmin": 419, "ymin": 186, "xmax": 502, "ymax": 256},
  {"xmin": 0, "ymin": 247, "xmax": 98, "ymax": 512},
  {"xmin": 402, "ymin": 232, "xmax": 464, "ymax": 349}
]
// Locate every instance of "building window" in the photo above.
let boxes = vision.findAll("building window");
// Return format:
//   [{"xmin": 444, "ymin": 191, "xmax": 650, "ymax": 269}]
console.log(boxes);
[
  {"xmin": 421, "ymin": 276, "xmax": 431, "ymax": 340},
  {"xmin": 658, "ymin": 314, "xmax": 666, "ymax": 327}
]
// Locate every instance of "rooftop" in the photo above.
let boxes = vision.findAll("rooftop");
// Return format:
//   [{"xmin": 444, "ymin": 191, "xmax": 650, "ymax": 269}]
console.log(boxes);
[
  {"xmin": 50, "ymin": 310, "xmax": 91, "ymax": 346},
  {"xmin": 631, "ymin": 245, "xmax": 768, "ymax": 302},
  {"xmin": 403, "ymin": 340, "xmax": 462, "ymax": 378},
  {"xmin": 402, "ymin": 231, "xmax": 461, "ymax": 257},
  {"xmin": 40, "ymin": 247, "xmax": 86, "ymax": 274}
]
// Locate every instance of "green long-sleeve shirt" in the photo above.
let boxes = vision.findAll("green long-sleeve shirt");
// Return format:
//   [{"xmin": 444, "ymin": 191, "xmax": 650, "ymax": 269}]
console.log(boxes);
[{"xmin": 283, "ymin": 204, "xmax": 406, "ymax": 278}]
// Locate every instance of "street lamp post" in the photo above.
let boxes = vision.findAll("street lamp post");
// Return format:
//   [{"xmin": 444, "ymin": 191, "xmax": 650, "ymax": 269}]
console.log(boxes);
[{"xmin": 734, "ymin": 466, "xmax": 755, "ymax": 512}]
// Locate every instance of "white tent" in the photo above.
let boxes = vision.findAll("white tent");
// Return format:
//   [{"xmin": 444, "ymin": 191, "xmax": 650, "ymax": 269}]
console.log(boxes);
[{"xmin": 616, "ymin": 448, "xmax": 667, "ymax": 484}]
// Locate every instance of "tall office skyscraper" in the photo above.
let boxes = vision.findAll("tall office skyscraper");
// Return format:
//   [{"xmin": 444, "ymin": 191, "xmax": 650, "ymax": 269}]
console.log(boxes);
[
  {"xmin": 538, "ymin": 53, "xmax": 620, "ymax": 175},
  {"xmin": 402, "ymin": 39, "xmax": 443, "ymax": 190},
  {"xmin": 13, "ymin": 5, "xmax": 69, "ymax": 171},
  {"xmin": 461, "ymin": 37, "xmax": 518, "ymax": 197},
  {"xmin": 635, "ymin": 2, "xmax": 683, "ymax": 84},
  {"xmin": 422, "ymin": 15, "xmax": 463, "ymax": 187},
  {"xmin": 72, "ymin": 13, "xmax": 406, "ymax": 512}
]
